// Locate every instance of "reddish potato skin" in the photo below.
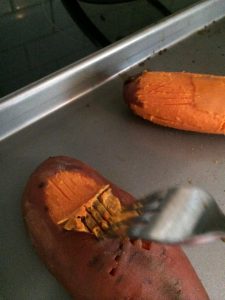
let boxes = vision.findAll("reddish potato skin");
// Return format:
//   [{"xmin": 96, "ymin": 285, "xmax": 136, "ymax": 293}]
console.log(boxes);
[{"xmin": 23, "ymin": 156, "xmax": 209, "ymax": 300}]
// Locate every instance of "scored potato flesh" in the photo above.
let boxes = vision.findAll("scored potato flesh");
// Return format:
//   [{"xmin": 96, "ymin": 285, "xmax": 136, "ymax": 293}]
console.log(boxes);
[{"xmin": 58, "ymin": 185, "xmax": 138, "ymax": 238}]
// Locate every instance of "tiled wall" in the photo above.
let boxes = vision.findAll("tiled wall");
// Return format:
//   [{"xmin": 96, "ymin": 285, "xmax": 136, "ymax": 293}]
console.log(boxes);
[
  {"xmin": 0, "ymin": 0, "xmax": 97, "ymax": 97},
  {"xmin": 0, "ymin": 0, "xmax": 198, "ymax": 98}
]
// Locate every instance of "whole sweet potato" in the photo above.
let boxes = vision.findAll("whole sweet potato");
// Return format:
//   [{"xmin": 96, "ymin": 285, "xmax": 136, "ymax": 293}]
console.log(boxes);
[
  {"xmin": 23, "ymin": 156, "xmax": 209, "ymax": 299},
  {"xmin": 124, "ymin": 71, "xmax": 225, "ymax": 134}
]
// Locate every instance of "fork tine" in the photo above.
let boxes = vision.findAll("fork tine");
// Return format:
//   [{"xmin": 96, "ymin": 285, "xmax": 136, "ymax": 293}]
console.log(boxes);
[
  {"xmin": 111, "ymin": 186, "xmax": 225, "ymax": 245},
  {"xmin": 138, "ymin": 188, "xmax": 178, "ymax": 211},
  {"xmin": 131, "ymin": 211, "xmax": 156, "ymax": 224},
  {"xmin": 139, "ymin": 192, "xmax": 164, "ymax": 208},
  {"xmin": 127, "ymin": 223, "xmax": 147, "ymax": 240},
  {"xmin": 107, "ymin": 219, "xmax": 131, "ymax": 238},
  {"xmin": 118, "ymin": 190, "xmax": 167, "ymax": 218},
  {"xmin": 126, "ymin": 189, "xmax": 170, "ymax": 213}
]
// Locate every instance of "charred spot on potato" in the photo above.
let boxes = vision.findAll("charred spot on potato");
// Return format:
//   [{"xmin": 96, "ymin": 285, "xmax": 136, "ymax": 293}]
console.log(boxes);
[
  {"xmin": 58, "ymin": 185, "xmax": 138, "ymax": 239},
  {"xmin": 38, "ymin": 182, "xmax": 45, "ymax": 188},
  {"xmin": 124, "ymin": 72, "xmax": 144, "ymax": 85},
  {"xmin": 161, "ymin": 280, "xmax": 182, "ymax": 300},
  {"xmin": 116, "ymin": 241, "xmax": 123, "ymax": 251},
  {"xmin": 113, "ymin": 243, "xmax": 123, "ymax": 262},
  {"xmin": 109, "ymin": 268, "xmax": 117, "ymax": 276},
  {"xmin": 130, "ymin": 239, "xmax": 151, "ymax": 251},
  {"xmin": 88, "ymin": 254, "xmax": 101, "ymax": 267},
  {"xmin": 114, "ymin": 254, "xmax": 120, "ymax": 262},
  {"xmin": 44, "ymin": 205, "xmax": 49, "ymax": 212},
  {"xmin": 128, "ymin": 251, "xmax": 139, "ymax": 263},
  {"xmin": 88, "ymin": 254, "xmax": 105, "ymax": 272},
  {"xmin": 145, "ymin": 279, "xmax": 152, "ymax": 285},
  {"xmin": 115, "ymin": 275, "xmax": 124, "ymax": 284},
  {"xmin": 141, "ymin": 241, "xmax": 151, "ymax": 250},
  {"xmin": 109, "ymin": 261, "xmax": 119, "ymax": 276},
  {"xmin": 160, "ymin": 247, "xmax": 167, "ymax": 258},
  {"xmin": 109, "ymin": 242, "xmax": 124, "ymax": 276},
  {"xmin": 129, "ymin": 239, "xmax": 136, "ymax": 245}
]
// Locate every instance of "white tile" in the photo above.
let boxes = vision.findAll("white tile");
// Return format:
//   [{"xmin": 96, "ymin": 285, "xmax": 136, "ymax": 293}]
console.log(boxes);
[
  {"xmin": 161, "ymin": 0, "xmax": 198, "ymax": 12},
  {"xmin": 0, "ymin": 47, "xmax": 29, "ymax": 81},
  {"xmin": 0, "ymin": 69, "xmax": 38, "ymax": 98},
  {"xmin": 32, "ymin": 60, "xmax": 60, "ymax": 78},
  {"xmin": 80, "ymin": 1, "xmax": 163, "ymax": 42},
  {"xmin": 50, "ymin": 0, "xmax": 76, "ymax": 30},
  {"xmin": 12, "ymin": 0, "xmax": 42, "ymax": 10},
  {"xmin": 26, "ymin": 27, "xmax": 97, "ymax": 68},
  {"xmin": 0, "ymin": 0, "xmax": 12, "ymax": 16},
  {"xmin": 0, "ymin": 4, "xmax": 53, "ymax": 52},
  {"xmin": 0, "ymin": 61, "xmax": 61, "ymax": 98},
  {"xmin": 56, "ymin": 54, "xmax": 78, "ymax": 69},
  {"xmin": 56, "ymin": 50, "xmax": 94, "ymax": 69}
]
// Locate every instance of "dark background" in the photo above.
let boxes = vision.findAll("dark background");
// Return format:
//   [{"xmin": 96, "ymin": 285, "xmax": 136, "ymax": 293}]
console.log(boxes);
[{"xmin": 0, "ymin": 0, "xmax": 198, "ymax": 99}]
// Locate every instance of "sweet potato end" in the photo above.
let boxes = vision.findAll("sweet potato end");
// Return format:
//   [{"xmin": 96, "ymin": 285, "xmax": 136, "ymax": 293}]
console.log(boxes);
[{"xmin": 124, "ymin": 71, "xmax": 225, "ymax": 134}]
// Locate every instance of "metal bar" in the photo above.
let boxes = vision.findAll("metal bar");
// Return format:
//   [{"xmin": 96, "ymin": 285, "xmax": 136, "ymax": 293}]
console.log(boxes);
[{"xmin": 1, "ymin": 0, "xmax": 225, "ymax": 142}]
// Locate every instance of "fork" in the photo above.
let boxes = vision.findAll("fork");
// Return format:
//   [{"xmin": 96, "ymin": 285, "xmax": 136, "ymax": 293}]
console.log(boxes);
[{"xmin": 116, "ymin": 187, "xmax": 225, "ymax": 245}]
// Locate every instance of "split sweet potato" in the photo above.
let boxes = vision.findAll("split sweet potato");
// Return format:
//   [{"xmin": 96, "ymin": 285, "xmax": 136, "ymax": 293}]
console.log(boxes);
[
  {"xmin": 124, "ymin": 71, "xmax": 225, "ymax": 134},
  {"xmin": 23, "ymin": 156, "xmax": 209, "ymax": 299}
]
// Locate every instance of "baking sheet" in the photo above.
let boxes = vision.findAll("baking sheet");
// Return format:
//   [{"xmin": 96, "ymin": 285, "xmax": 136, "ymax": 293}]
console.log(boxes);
[{"xmin": 1, "ymin": 1, "xmax": 225, "ymax": 299}]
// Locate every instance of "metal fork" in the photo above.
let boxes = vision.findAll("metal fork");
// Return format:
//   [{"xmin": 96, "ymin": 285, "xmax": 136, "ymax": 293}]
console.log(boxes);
[{"xmin": 118, "ymin": 187, "xmax": 225, "ymax": 245}]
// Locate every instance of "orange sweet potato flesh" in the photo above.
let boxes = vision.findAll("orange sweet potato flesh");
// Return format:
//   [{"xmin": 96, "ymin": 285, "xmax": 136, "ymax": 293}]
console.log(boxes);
[
  {"xmin": 23, "ymin": 156, "xmax": 209, "ymax": 300},
  {"xmin": 124, "ymin": 71, "xmax": 225, "ymax": 134}
]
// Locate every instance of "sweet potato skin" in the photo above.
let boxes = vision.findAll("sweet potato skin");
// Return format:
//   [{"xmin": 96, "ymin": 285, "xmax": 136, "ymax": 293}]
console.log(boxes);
[
  {"xmin": 23, "ymin": 156, "xmax": 209, "ymax": 300},
  {"xmin": 124, "ymin": 71, "xmax": 225, "ymax": 134}
]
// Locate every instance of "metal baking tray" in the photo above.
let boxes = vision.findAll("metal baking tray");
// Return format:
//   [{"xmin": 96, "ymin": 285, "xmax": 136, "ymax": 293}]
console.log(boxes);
[{"xmin": 1, "ymin": 0, "xmax": 225, "ymax": 299}]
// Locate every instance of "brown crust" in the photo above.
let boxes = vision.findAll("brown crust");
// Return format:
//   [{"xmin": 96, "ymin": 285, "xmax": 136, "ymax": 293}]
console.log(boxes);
[{"xmin": 23, "ymin": 156, "xmax": 209, "ymax": 300}]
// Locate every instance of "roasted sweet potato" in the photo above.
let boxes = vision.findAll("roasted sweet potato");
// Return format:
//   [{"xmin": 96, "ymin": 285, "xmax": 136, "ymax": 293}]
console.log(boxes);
[
  {"xmin": 23, "ymin": 156, "xmax": 209, "ymax": 299},
  {"xmin": 124, "ymin": 71, "xmax": 225, "ymax": 134}
]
